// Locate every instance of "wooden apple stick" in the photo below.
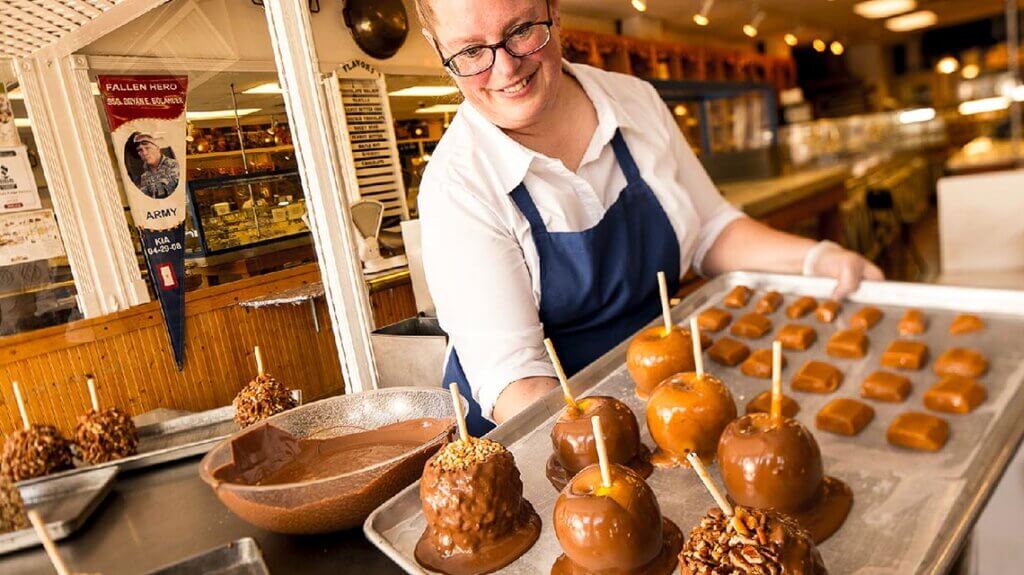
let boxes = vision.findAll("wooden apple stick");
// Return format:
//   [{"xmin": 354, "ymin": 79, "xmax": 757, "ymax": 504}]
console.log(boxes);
[
  {"xmin": 544, "ymin": 338, "xmax": 580, "ymax": 413},
  {"xmin": 86, "ymin": 377, "xmax": 100, "ymax": 412},
  {"xmin": 689, "ymin": 317, "xmax": 705, "ymax": 380},
  {"xmin": 27, "ymin": 510, "xmax": 72, "ymax": 575},
  {"xmin": 591, "ymin": 416, "xmax": 612, "ymax": 489},
  {"xmin": 12, "ymin": 380, "xmax": 30, "ymax": 431},
  {"xmin": 770, "ymin": 341, "xmax": 784, "ymax": 422},
  {"xmin": 254, "ymin": 346, "xmax": 265, "ymax": 377},
  {"xmin": 448, "ymin": 383, "xmax": 470, "ymax": 444},
  {"xmin": 686, "ymin": 451, "xmax": 747, "ymax": 534},
  {"xmin": 657, "ymin": 271, "xmax": 673, "ymax": 336}
]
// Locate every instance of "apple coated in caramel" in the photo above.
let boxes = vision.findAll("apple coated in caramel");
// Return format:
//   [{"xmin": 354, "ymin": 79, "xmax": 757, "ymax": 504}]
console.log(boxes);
[
  {"xmin": 741, "ymin": 348, "xmax": 786, "ymax": 379},
  {"xmin": 627, "ymin": 326, "xmax": 696, "ymax": 399},
  {"xmin": 646, "ymin": 372, "xmax": 737, "ymax": 467},
  {"xmin": 815, "ymin": 398, "xmax": 874, "ymax": 436},
  {"xmin": 923, "ymin": 375, "xmax": 986, "ymax": 414},
  {"xmin": 887, "ymin": 412, "xmax": 949, "ymax": 451},
  {"xmin": 881, "ymin": 340, "xmax": 929, "ymax": 371},
  {"xmin": 861, "ymin": 371, "xmax": 912, "ymax": 403},
  {"xmin": 792, "ymin": 361, "xmax": 843, "ymax": 393}
]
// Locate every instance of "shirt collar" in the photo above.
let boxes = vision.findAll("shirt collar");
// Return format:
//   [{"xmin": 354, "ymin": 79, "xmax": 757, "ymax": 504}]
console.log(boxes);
[{"xmin": 456, "ymin": 60, "xmax": 636, "ymax": 194}]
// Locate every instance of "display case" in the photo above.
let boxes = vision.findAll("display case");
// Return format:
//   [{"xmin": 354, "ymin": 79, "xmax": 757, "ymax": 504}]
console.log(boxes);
[{"xmin": 185, "ymin": 171, "xmax": 309, "ymax": 257}]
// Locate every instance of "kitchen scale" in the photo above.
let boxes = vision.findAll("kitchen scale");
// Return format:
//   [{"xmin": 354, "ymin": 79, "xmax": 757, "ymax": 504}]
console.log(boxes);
[{"xmin": 352, "ymin": 200, "xmax": 407, "ymax": 273}]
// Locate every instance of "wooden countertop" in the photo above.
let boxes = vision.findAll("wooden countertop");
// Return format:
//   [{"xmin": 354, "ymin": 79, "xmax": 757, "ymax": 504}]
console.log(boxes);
[{"xmin": 717, "ymin": 164, "xmax": 850, "ymax": 218}]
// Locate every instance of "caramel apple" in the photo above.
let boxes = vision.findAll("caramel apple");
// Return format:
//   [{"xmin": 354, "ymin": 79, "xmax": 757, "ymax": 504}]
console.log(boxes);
[
  {"xmin": 646, "ymin": 372, "xmax": 737, "ymax": 467},
  {"xmin": 547, "ymin": 396, "xmax": 652, "ymax": 491},
  {"xmin": 627, "ymin": 326, "xmax": 696, "ymax": 399},
  {"xmin": 552, "ymin": 464, "xmax": 682, "ymax": 575},
  {"xmin": 415, "ymin": 438, "xmax": 541, "ymax": 574},
  {"xmin": 717, "ymin": 414, "xmax": 851, "ymax": 543}
]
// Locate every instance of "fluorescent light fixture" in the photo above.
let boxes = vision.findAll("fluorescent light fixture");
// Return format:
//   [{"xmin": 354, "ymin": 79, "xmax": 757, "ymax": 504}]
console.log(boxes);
[
  {"xmin": 958, "ymin": 97, "xmax": 1009, "ymax": 116},
  {"xmin": 784, "ymin": 33, "xmax": 798, "ymax": 46},
  {"xmin": 936, "ymin": 56, "xmax": 959, "ymax": 75},
  {"xmin": 885, "ymin": 10, "xmax": 937, "ymax": 32},
  {"xmin": 853, "ymin": 0, "xmax": 916, "ymax": 19},
  {"xmin": 415, "ymin": 104, "xmax": 461, "ymax": 114},
  {"xmin": 186, "ymin": 108, "xmax": 261, "ymax": 121},
  {"xmin": 830, "ymin": 41, "xmax": 845, "ymax": 56},
  {"xmin": 898, "ymin": 107, "xmax": 936, "ymax": 124},
  {"xmin": 15, "ymin": 118, "xmax": 30, "ymax": 128},
  {"xmin": 813, "ymin": 39, "xmax": 826, "ymax": 52},
  {"xmin": 961, "ymin": 64, "xmax": 980, "ymax": 80},
  {"xmin": 631, "ymin": 0, "xmax": 647, "ymax": 12},
  {"xmin": 388, "ymin": 85, "xmax": 460, "ymax": 97},
  {"xmin": 242, "ymin": 82, "xmax": 283, "ymax": 95},
  {"xmin": 1008, "ymin": 84, "xmax": 1024, "ymax": 102}
]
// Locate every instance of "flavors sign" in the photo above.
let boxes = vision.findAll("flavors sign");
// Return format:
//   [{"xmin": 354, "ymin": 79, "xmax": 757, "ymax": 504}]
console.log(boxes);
[{"xmin": 98, "ymin": 75, "xmax": 189, "ymax": 369}]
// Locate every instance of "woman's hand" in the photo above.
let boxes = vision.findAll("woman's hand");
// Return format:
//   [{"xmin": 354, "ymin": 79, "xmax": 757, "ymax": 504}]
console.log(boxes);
[{"xmin": 805, "ymin": 241, "xmax": 885, "ymax": 299}]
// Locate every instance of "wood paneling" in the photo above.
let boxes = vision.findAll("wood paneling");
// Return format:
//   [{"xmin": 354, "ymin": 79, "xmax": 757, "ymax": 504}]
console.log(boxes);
[
  {"xmin": 370, "ymin": 281, "xmax": 418, "ymax": 329},
  {"xmin": 0, "ymin": 264, "xmax": 344, "ymax": 436}
]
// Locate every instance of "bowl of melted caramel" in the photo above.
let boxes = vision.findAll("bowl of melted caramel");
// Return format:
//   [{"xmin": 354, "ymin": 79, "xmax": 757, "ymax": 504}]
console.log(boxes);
[{"xmin": 199, "ymin": 387, "xmax": 457, "ymax": 533}]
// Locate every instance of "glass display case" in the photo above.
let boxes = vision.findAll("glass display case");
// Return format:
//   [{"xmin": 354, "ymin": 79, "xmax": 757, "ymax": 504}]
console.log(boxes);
[{"xmin": 185, "ymin": 170, "xmax": 308, "ymax": 257}]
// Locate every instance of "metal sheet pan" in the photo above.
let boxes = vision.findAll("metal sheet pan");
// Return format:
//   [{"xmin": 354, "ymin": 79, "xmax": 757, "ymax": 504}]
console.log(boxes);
[
  {"xmin": 0, "ymin": 467, "xmax": 118, "ymax": 555},
  {"xmin": 365, "ymin": 273, "xmax": 1024, "ymax": 575},
  {"xmin": 144, "ymin": 538, "xmax": 269, "ymax": 575},
  {"xmin": 18, "ymin": 391, "xmax": 302, "ymax": 488}
]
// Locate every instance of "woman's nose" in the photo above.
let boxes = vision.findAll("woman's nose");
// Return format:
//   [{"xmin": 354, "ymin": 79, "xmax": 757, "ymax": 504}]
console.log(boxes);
[{"xmin": 490, "ymin": 46, "xmax": 522, "ymax": 79}]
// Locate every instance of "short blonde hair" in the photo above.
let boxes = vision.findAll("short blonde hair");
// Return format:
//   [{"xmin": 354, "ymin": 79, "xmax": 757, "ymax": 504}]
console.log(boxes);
[{"xmin": 414, "ymin": 0, "xmax": 436, "ymax": 31}]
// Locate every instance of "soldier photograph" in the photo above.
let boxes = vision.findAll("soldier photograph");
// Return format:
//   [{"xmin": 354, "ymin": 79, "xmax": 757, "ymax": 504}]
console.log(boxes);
[{"xmin": 125, "ymin": 131, "xmax": 180, "ymax": 200}]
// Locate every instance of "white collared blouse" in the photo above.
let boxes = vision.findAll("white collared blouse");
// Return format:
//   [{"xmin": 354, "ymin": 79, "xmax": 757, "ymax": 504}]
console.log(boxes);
[{"xmin": 419, "ymin": 61, "xmax": 745, "ymax": 419}]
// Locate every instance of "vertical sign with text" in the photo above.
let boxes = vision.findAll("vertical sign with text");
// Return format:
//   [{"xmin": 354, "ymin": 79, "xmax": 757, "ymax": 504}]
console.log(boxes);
[{"xmin": 98, "ymin": 75, "xmax": 189, "ymax": 369}]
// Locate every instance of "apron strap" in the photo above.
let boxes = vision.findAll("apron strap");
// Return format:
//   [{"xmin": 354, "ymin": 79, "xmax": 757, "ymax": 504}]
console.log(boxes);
[
  {"xmin": 509, "ymin": 182, "xmax": 548, "ymax": 235},
  {"xmin": 610, "ymin": 129, "xmax": 642, "ymax": 184}
]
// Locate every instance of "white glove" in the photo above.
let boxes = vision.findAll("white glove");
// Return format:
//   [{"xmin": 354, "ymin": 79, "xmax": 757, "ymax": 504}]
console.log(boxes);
[{"xmin": 803, "ymin": 240, "xmax": 884, "ymax": 299}]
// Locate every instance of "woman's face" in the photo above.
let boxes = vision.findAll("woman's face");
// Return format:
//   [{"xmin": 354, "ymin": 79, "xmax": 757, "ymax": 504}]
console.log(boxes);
[{"xmin": 427, "ymin": 0, "xmax": 563, "ymax": 132}]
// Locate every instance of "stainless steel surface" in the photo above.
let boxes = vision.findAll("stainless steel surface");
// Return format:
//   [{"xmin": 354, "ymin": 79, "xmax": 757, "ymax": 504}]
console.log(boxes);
[
  {"xmin": 371, "ymin": 318, "xmax": 448, "ymax": 389},
  {"xmin": 0, "ymin": 467, "xmax": 117, "ymax": 555},
  {"xmin": 366, "ymin": 272, "xmax": 1024, "ymax": 575},
  {"xmin": 145, "ymin": 538, "xmax": 269, "ymax": 575}
]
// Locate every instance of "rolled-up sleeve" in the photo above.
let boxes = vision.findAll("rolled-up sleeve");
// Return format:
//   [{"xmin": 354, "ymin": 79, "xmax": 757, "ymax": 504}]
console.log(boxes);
[
  {"xmin": 419, "ymin": 177, "xmax": 555, "ymax": 420},
  {"xmin": 654, "ymin": 88, "xmax": 746, "ymax": 276}
]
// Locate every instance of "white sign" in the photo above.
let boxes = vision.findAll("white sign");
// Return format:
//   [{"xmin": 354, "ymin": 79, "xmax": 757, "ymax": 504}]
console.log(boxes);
[
  {"xmin": 0, "ymin": 209, "xmax": 65, "ymax": 266},
  {"xmin": 0, "ymin": 146, "xmax": 41, "ymax": 213}
]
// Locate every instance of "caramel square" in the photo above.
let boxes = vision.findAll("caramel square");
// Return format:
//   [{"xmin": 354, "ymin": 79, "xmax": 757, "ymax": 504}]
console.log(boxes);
[
  {"xmin": 949, "ymin": 314, "xmax": 985, "ymax": 335},
  {"xmin": 815, "ymin": 300, "xmax": 841, "ymax": 323},
  {"xmin": 775, "ymin": 324, "xmax": 817, "ymax": 351},
  {"xmin": 826, "ymin": 329, "xmax": 868, "ymax": 359},
  {"xmin": 934, "ymin": 348, "xmax": 989, "ymax": 378},
  {"xmin": 741, "ymin": 348, "xmax": 786, "ymax": 379},
  {"xmin": 898, "ymin": 309, "xmax": 927, "ymax": 336},
  {"xmin": 887, "ymin": 412, "xmax": 949, "ymax": 452},
  {"xmin": 924, "ymin": 375, "xmax": 987, "ymax": 414},
  {"xmin": 724, "ymin": 285, "xmax": 752, "ymax": 308},
  {"xmin": 881, "ymin": 340, "xmax": 929, "ymax": 371},
  {"xmin": 708, "ymin": 337, "xmax": 750, "ymax": 367},
  {"xmin": 850, "ymin": 306, "xmax": 883, "ymax": 330},
  {"xmin": 730, "ymin": 313, "xmax": 772, "ymax": 339},
  {"xmin": 816, "ymin": 398, "xmax": 875, "ymax": 436},
  {"xmin": 792, "ymin": 360, "xmax": 843, "ymax": 393},
  {"xmin": 786, "ymin": 296, "xmax": 817, "ymax": 319},
  {"xmin": 755, "ymin": 291, "xmax": 783, "ymax": 314},
  {"xmin": 861, "ymin": 371, "xmax": 912, "ymax": 403},
  {"xmin": 698, "ymin": 308, "xmax": 733, "ymax": 333},
  {"xmin": 745, "ymin": 390, "xmax": 800, "ymax": 417}
]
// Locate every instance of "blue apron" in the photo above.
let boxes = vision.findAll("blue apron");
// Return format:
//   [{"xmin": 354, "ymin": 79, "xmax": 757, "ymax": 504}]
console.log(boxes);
[{"xmin": 444, "ymin": 129, "xmax": 681, "ymax": 436}]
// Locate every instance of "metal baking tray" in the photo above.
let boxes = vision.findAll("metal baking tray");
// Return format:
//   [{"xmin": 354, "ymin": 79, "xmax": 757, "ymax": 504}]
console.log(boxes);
[
  {"xmin": 365, "ymin": 272, "xmax": 1024, "ymax": 575},
  {"xmin": 18, "ymin": 390, "xmax": 303, "ymax": 487},
  {"xmin": 0, "ymin": 467, "xmax": 118, "ymax": 555},
  {"xmin": 144, "ymin": 538, "xmax": 269, "ymax": 575}
]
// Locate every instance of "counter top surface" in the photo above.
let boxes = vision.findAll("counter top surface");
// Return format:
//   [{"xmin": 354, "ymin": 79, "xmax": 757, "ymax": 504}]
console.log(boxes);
[
  {"xmin": 946, "ymin": 138, "xmax": 1024, "ymax": 173},
  {"xmin": 0, "ymin": 458, "xmax": 403, "ymax": 575},
  {"xmin": 718, "ymin": 164, "xmax": 850, "ymax": 218}
]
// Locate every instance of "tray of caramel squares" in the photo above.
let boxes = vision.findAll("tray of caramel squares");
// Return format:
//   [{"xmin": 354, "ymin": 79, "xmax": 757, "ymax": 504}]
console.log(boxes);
[{"xmin": 366, "ymin": 272, "xmax": 1024, "ymax": 575}]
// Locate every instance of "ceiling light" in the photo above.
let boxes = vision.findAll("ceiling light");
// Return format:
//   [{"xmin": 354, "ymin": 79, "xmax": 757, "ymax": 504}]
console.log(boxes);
[
  {"xmin": 388, "ymin": 85, "xmax": 460, "ymax": 97},
  {"xmin": 694, "ymin": 0, "xmax": 714, "ymax": 26},
  {"xmin": 743, "ymin": 11, "xmax": 765, "ymax": 38},
  {"xmin": 14, "ymin": 118, "xmax": 30, "ymax": 128},
  {"xmin": 853, "ymin": 0, "xmax": 917, "ymax": 19},
  {"xmin": 830, "ymin": 41, "xmax": 845, "ymax": 55},
  {"xmin": 186, "ymin": 108, "xmax": 262, "ymax": 121},
  {"xmin": 898, "ymin": 107, "xmax": 935, "ymax": 124},
  {"xmin": 631, "ymin": 0, "xmax": 647, "ymax": 12},
  {"xmin": 673, "ymin": 104, "xmax": 688, "ymax": 116},
  {"xmin": 784, "ymin": 33, "xmax": 798, "ymax": 46},
  {"xmin": 415, "ymin": 104, "xmax": 461, "ymax": 114},
  {"xmin": 693, "ymin": 14, "xmax": 709, "ymax": 26},
  {"xmin": 813, "ymin": 39, "xmax": 827, "ymax": 52},
  {"xmin": 958, "ymin": 97, "xmax": 1009, "ymax": 116},
  {"xmin": 743, "ymin": 25, "xmax": 758, "ymax": 38},
  {"xmin": 1008, "ymin": 84, "xmax": 1024, "ymax": 102},
  {"xmin": 885, "ymin": 10, "xmax": 937, "ymax": 32},
  {"xmin": 961, "ymin": 64, "xmax": 980, "ymax": 80},
  {"xmin": 936, "ymin": 56, "xmax": 959, "ymax": 75},
  {"xmin": 242, "ymin": 82, "xmax": 283, "ymax": 95}
]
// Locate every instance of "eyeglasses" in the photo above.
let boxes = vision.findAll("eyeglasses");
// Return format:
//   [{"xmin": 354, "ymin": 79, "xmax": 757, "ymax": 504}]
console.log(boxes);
[{"xmin": 434, "ymin": 5, "xmax": 553, "ymax": 77}]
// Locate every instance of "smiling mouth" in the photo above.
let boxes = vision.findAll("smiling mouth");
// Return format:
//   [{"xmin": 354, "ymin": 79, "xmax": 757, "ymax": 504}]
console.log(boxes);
[{"xmin": 496, "ymin": 70, "xmax": 536, "ymax": 95}]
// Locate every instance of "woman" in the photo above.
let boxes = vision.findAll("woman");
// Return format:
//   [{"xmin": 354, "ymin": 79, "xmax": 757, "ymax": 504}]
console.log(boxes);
[{"xmin": 416, "ymin": 0, "xmax": 883, "ymax": 434}]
